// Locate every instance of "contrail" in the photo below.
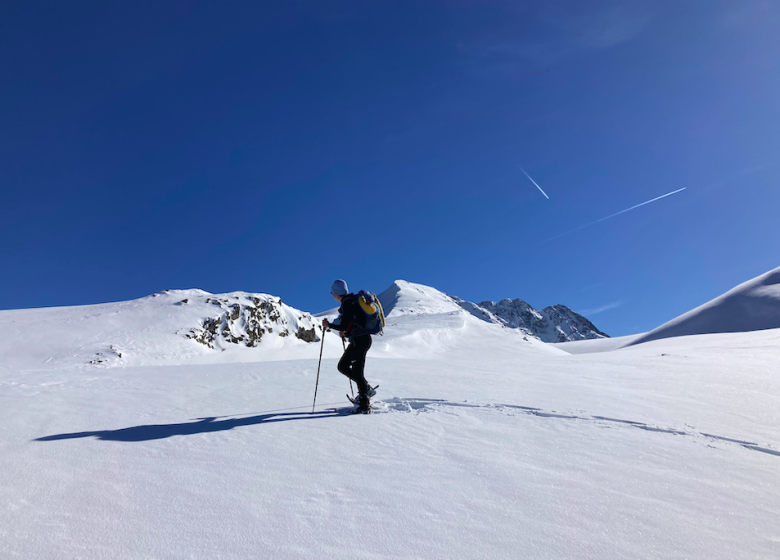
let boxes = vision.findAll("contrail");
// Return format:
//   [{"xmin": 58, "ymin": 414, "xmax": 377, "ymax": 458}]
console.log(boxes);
[
  {"xmin": 545, "ymin": 187, "xmax": 686, "ymax": 242},
  {"xmin": 519, "ymin": 167, "xmax": 550, "ymax": 200}
]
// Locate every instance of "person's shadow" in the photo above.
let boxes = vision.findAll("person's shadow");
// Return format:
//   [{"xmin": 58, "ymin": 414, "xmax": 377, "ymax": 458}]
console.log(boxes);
[{"xmin": 35, "ymin": 409, "xmax": 345, "ymax": 443}]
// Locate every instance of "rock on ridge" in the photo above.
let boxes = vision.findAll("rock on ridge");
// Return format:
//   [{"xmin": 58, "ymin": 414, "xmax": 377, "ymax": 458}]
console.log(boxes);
[
  {"xmin": 540, "ymin": 304, "xmax": 609, "ymax": 343},
  {"xmin": 470, "ymin": 299, "xmax": 608, "ymax": 343},
  {"xmin": 185, "ymin": 292, "xmax": 320, "ymax": 350}
]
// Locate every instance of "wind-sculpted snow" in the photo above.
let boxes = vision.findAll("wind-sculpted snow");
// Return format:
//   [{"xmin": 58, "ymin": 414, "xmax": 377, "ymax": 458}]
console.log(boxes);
[
  {"xmin": 371, "ymin": 398, "xmax": 780, "ymax": 458},
  {"xmin": 629, "ymin": 265, "xmax": 780, "ymax": 346},
  {"xmin": 377, "ymin": 279, "xmax": 465, "ymax": 317}
]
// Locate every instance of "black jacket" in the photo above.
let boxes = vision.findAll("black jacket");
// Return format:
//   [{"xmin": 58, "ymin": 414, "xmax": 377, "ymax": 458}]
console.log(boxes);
[{"xmin": 330, "ymin": 293, "xmax": 368, "ymax": 339}]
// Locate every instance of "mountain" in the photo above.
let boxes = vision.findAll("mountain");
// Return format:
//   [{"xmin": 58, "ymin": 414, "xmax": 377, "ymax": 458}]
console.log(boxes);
[
  {"xmin": 370, "ymin": 280, "xmax": 559, "ymax": 359},
  {"xmin": 476, "ymin": 299, "xmax": 609, "ymax": 343},
  {"xmin": 376, "ymin": 279, "xmax": 608, "ymax": 343},
  {"xmin": 378, "ymin": 280, "xmax": 466, "ymax": 317},
  {"xmin": 372, "ymin": 280, "xmax": 607, "ymax": 344},
  {"xmin": 0, "ymin": 289, "xmax": 322, "ymax": 370},
  {"xmin": 0, "ymin": 279, "xmax": 602, "ymax": 370},
  {"xmin": 627, "ymin": 265, "xmax": 780, "ymax": 346}
]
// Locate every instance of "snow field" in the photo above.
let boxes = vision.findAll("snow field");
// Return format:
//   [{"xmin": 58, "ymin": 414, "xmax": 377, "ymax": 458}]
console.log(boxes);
[
  {"xmin": 2, "ymin": 275, "xmax": 780, "ymax": 559},
  {"xmin": 2, "ymin": 325, "xmax": 780, "ymax": 559}
]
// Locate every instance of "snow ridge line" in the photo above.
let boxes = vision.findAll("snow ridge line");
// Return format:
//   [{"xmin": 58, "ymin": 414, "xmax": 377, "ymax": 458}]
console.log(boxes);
[{"xmin": 379, "ymin": 398, "xmax": 780, "ymax": 459}]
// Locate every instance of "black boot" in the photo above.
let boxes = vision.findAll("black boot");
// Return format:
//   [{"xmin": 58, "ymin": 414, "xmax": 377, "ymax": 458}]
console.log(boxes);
[{"xmin": 356, "ymin": 393, "xmax": 371, "ymax": 414}]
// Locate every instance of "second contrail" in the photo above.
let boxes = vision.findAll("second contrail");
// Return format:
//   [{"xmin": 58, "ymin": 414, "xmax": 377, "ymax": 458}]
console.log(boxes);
[
  {"xmin": 545, "ymin": 187, "xmax": 686, "ymax": 242},
  {"xmin": 519, "ymin": 167, "xmax": 550, "ymax": 200}
]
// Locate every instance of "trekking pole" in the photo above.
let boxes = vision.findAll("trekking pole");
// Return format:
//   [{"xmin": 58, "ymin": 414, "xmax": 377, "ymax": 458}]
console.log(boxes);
[
  {"xmin": 312, "ymin": 327, "xmax": 326, "ymax": 413},
  {"xmin": 342, "ymin": 338, "xmax": 354, "ymax": 397}
]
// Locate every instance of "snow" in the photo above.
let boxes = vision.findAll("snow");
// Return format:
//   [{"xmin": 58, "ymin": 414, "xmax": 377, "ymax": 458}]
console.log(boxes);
[
  {"xmin": 0, "ymin": 289, "xmax": 326, "ymax": 371},
  {"xmin": 628, "ymin": 265, "xmax": 780, "ymax": 346},
  {"xmin": 378, "ymin": 279, "xmax": 465, "ymax": 317},
  {"xmin": 551, "ymin": 333, "xmax": 645, "ymax": 354},
  {"xmin": 1, "ymin": 278, "xmax": 779, "ymax": 559}
]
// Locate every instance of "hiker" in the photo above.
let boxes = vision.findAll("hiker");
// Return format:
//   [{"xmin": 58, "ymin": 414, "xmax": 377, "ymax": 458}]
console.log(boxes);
[{"xmin": 322, "ymin": 279, "xmax": 376, "ymax": 413}]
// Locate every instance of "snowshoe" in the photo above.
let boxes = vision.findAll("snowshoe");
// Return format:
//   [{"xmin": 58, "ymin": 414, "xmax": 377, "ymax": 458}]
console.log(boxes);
[
  {"xmin": 355, "ymin": 397, "xmax": 372, "ymax": 414},
  {"xmin": 346, "ymin": 388, "xmax": 377, "ymax": 414}
]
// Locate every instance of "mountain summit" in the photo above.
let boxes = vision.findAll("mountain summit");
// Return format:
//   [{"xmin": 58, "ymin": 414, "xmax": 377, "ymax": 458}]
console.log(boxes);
[
  {"xmin": 477, "ymin": 299, "xmax": 608, "ymax": 343},
  {"xmin": 377, "ymin": 280, "xmax": 608, "ymax": 343},
  {"xmin": 378, "ymin": 280, "xmax": 465, "ymax": 318}
]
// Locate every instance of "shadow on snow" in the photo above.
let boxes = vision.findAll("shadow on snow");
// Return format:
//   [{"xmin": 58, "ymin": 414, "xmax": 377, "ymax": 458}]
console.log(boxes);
[
  {"xmin": 33, "ymin": 397, "xmax": 780, "ymax": 459},
  {"xmin": 34, "ymin": 409, "xmax": 346, "ymax": 443}
]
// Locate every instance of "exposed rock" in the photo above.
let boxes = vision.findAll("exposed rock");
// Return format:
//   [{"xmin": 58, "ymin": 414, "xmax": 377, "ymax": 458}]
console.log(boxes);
[
  {"xmin": 460, "ymin": 299, "xmax": 608, "ymax": 343},
  {"xmin": 185, "ymin": 293, "xmax": 319, "ymax": 350},
  {"xmin": 542, "ymin": 304, "xmax": 609, "ymax": 342},
  {"xmin": 295, "ymin": 326, "xmax": 318, "ymax": 342}
]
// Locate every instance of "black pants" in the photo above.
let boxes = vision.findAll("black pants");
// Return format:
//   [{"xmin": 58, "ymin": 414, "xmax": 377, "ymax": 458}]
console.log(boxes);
[{"xmin": 337, "ymin": 334, "xmax": 372, "ymax": 395}]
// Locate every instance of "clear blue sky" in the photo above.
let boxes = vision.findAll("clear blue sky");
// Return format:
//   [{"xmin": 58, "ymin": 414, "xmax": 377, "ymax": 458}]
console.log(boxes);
[{"xmin": 1, "ymin": 1, "xmax": 778, "ymax": 336}]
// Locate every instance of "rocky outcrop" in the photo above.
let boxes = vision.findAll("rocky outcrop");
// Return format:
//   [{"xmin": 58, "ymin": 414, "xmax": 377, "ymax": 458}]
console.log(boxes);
[
  {"xmin": 539, "ymin": 304, "xmax": 609, "ymax": 342},
  {"xmin": 186, "ymin": 294, "xmax": 320, "ymax": 350},
  {"xmin": 465, "ymin": 299, "xmax": 608, "ymax": 343},
  {"xmin": 477, "ymin": 299, "xmax": 545, "ymax": 333}
]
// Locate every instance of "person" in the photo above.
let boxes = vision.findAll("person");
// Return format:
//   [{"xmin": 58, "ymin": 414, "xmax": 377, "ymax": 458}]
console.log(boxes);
[{"xmin": 322, "ymin": 279, "xmax": 375, "ymax": 413}]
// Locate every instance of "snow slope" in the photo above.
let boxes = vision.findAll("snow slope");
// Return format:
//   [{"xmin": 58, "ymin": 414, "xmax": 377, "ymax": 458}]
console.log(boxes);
[
  {"xmin": 629, "ymin": 265, "xmax": 780, "ymax": 346},
  {"xmin": 0, "ymin": 289, "xmax": 325, "ymax": 371},
  {"xmin": 1, "ymin": 279, "xmax": 779, "ymax": 559},
  {"xmin": 372, "ymin": 280, "xmax": 560, "ymax": 359},
  {"xmin": 378, "ymin": 279, "xmax": 465, "ymax": 317},
  {"xmin": 550, "ymin": 333, "xmax": 645, "ymax": 354}
]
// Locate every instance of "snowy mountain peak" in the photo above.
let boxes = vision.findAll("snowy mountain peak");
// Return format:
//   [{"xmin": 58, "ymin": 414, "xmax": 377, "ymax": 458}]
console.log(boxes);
[
  {"xmin": 475, "ymin": 299, "xmax": 608, "ymax": 343},
  {"xmin": 541, "ymin": 304, "xmax": 609, "ymax": 342},
  {"xmin": 374, "ymin": 281, "xmax": 608, "ymax": 343},
  {"xmin": 377, "ymin": 280, "xmax": 464, "ymax": 318}
]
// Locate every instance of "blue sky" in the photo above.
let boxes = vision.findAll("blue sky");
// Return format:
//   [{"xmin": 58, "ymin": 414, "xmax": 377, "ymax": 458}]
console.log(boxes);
[{"xmin": 1, "ymin": 0, "xmax": 778, "ymax": 336}]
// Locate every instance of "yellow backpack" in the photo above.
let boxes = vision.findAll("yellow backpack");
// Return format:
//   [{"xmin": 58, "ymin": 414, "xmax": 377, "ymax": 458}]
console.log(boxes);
[{"xmin": 357, "ymin": 290, "xmax": 386, "ymax": 335}]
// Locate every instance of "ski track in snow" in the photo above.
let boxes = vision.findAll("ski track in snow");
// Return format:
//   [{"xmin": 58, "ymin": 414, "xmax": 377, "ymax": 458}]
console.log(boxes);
[
  {"xmin": 34, "ymin": 396, "xmax": 780, "ymax": 459},
  {"xmin": 378, "ymin": 398, "xmax": 780, "ymax": 458}
]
